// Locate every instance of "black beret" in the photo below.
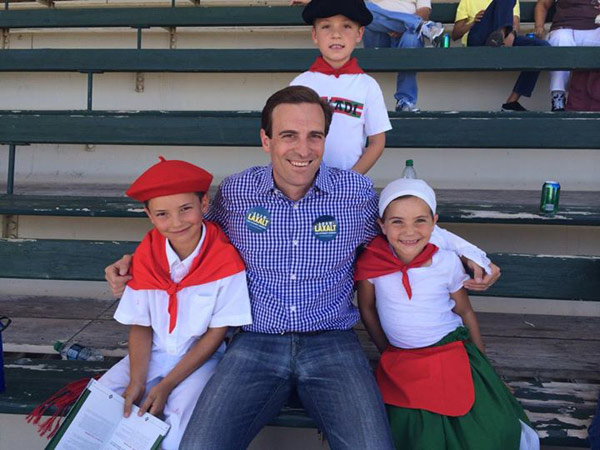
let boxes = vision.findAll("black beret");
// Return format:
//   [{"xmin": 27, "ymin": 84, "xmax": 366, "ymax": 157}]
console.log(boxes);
[{"xmin": 302, "ymin": 0, "xmax": 373, "ymax": 26}]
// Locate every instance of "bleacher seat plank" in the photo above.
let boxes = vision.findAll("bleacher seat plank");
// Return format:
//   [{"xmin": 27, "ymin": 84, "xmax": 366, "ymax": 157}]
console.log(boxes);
[
  {"xmin": 1, "ymin": 47, "xmax": 600, "ymax": 73},
  {"xmin": 513, "ymin": 380, "xmax": 598, "ymax": 447},
  {"xmin": 476, "ymin": 312, "xmax": 600, "ymax": 341},
  {"xmin": 1, "ymin": 359, "xmax": 596, "ymax": 447},
  {"xmin": 0, "ymin": 3, "xmax": 548, "ymax": 29},
  {"xmin": 2, "ymin": 190, "xmax": 599, "ymax": 225},
  {"xmin": 2, "ymin": 238, "xmax": 599, "ymax": 301},
  {"xmin": 1, "ymin": 110, "xmax": 599, "ymax": 149}
]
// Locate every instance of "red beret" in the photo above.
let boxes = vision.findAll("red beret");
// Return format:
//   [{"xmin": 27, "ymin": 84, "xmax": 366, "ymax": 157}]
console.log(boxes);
[{"xmin": 126, "ymin": 156, "xmax": 213, "ymax": 202}]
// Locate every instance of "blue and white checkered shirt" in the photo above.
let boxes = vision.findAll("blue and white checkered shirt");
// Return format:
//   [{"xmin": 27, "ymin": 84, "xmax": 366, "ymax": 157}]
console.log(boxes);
[{"xmin": 207, "ymin": 164, "xmax": 379, "ymax": 333}]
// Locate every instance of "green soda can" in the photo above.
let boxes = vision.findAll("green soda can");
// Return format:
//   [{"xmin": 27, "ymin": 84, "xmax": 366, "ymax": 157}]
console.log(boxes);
[
  {"xmin": 441, "ymin": 33, "xmax": 451, "ymax": 48},
  {"xmin": 540, "ymin": 181, "xmax": 560, "ymax": 213}
]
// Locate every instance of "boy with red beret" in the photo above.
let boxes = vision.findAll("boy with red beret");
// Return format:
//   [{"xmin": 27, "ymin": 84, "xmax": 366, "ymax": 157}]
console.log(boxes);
[{"xmin": 98, "ymin": 157, "xmax": 252, "ymax": 450}]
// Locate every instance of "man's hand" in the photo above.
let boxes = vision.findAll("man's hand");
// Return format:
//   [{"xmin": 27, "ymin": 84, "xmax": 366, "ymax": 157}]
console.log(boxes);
[
  {"xmin": 463, "ymin": 261, "xmax": 501, "ymax": 291},
  {"xmin": 534, "ymin": 25, "xmax": 545, "ymax": 38},
  {"xmin": 474, "ymin": 10, "xmax": 485, "ymax": 22},
  {"xmin": 122, "ymin": 381, "xmax": 145, "ymax": 418},
  {"xmin": 138, "ymin": 381, "xmax": 173, "ymax": 417},
  {"xmin": 105, "ymin": 254, "xmax": 133, "ymax": 297}
]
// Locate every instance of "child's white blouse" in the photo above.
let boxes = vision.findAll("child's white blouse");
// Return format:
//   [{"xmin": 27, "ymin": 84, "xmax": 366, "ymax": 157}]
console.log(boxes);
[
  {"xmin": 114, "ymin": 225, "xmax": 252, "ymax": 356},
  {"xmin": 368, "ymin": 249, "xmax": 469, "ymax": 349}
]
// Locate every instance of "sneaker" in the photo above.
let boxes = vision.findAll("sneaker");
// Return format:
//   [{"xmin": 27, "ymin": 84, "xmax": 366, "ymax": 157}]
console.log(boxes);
[
  {"xmin": 551, "ymin": 91, "xmax": 566, "ymax": 112},
  {"xmin": 396, "ymin": 101, "xmax": 420, "ymax": 112},
  {"xmin": 501, "ymin": 101, "xmax": 527, "ymax": 111},
  {"xmin": 485, "ymin": 29, "xmax": 505, "ymax": 47},
  {"xmin": 419, "ymin": 21, "xmax": 444, "ymax": 47}
]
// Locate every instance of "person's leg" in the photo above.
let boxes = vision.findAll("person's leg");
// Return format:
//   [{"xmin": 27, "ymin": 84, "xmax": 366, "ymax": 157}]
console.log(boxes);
[
  {"xmin": 179, "ymin": 333, "xmax": 294, "ymax": 450},
  {"xmin": 511, "ymin": 35, "xmax": 551, "ymax": 100},
  {"xmin": 547, "ymin": 29, "xmax": 575, "ymax": 96},
  {"xmin": 573, "ymin": 27, "xmax": 600, "ymax": 47},
  {"xmin": 364, "ymin": 1, "xmax": 422, "ymax": 35},
  {"xmin": 295, "ymin": 331, "xmax": 394, "ymax": 450},
  {"xmin": 467, "ymin": 0, "xmax": 516, "ymax": 47},
  {"xmin": 394, "ymin": 31, "xmax": 423, "ymax": 108},
  {"xmin": 160, "ymin": 353, "xmax": 221, "ymax": 450}
]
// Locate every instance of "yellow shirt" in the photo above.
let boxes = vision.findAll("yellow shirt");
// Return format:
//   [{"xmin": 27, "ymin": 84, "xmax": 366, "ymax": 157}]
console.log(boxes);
[{"xmin": 455, "ymin": 0, "xmax": 520, "ymax": 46}]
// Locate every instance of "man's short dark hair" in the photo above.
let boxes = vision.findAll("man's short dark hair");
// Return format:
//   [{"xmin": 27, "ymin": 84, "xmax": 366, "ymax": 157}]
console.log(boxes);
[{"xmin": 261, "ymin": 85, "xmax": 333, "ymax": 138}]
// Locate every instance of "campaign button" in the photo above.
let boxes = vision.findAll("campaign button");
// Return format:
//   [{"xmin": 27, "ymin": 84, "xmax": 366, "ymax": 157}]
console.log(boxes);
[{"xmin": 245, "ymin": 206, "xmax": 271, "ymax": 233}]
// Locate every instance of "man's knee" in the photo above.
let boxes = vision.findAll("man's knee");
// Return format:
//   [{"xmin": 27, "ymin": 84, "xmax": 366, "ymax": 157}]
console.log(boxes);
[{"xmin": 399, "ymin": 31, "xmax": 423, "ymax": 48}]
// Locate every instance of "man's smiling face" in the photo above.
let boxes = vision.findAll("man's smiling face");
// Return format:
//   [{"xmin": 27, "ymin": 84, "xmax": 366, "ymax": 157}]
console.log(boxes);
[{"xmin": 260, "ymin": 102, "xmax": 326, "ymax": 201}]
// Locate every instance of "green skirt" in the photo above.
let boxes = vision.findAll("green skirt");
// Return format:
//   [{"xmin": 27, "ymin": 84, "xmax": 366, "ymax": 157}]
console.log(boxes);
[{"xmin": 386, "ymin": 327, "xmax": 532, "ymax": 450}]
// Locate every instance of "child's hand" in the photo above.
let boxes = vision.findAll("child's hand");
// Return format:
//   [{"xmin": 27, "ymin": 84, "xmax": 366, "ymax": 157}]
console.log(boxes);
[
  {"xmin": 474, "ymin": 10, "xmax": 485, "ymax": 22},
  {"xmin": 122, "ymin": 381, "xmax": 145, "ymax": 418},
  {"xmin": 138, "ymin": 381, "xmax": 172, "ymax": 417}
]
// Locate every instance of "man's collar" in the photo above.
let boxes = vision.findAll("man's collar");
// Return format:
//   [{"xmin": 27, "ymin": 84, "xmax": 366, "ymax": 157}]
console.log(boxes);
[{"xmin": 257, "ymin": 164, "xmax": 335, "ymax": 198}]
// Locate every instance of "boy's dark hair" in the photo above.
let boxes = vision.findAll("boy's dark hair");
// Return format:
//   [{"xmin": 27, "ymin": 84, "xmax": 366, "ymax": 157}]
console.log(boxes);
[
  {"xmin": 261, "ymin": 86, "xmax": 333, "ymax": 138},
  {"xmin": 144, "ymin": 192, "xmax": 204, "ymax": 209}
]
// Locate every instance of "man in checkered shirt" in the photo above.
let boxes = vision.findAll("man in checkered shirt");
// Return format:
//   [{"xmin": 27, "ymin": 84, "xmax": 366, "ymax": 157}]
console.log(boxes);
[{"xmin": 107, "ymin": 85, "xmax": 499, "ymax": 449}]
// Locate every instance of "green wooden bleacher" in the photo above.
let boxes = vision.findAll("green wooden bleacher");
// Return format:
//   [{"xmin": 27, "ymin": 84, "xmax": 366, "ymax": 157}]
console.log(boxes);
[
  {"xmin": 1, "ymin": 237, "xmax": 599, "ymax": 446},
  {"xmin": 1, "ymin": 110, "xmax": 599, "ymax": 148},
  {"xmin": 0, "ymin": 3, "xmax": 549, "ymax": 29},
  {"xmin": 2, "ymin": 47, "xmax": 600, "ymax": 72},
  {"xmin": 1, "ymin": 2, "xmax": 599, "ymax": 447}
]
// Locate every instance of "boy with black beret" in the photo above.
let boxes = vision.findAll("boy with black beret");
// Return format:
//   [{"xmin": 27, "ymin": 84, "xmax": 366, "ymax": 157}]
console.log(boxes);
[{"xmin": 290, "ymin": 0, "xmax": 392, "ymax": 175}]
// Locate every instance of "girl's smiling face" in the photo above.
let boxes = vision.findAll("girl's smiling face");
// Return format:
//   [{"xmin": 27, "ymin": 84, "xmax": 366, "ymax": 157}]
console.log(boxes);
[{"xmin": 378, "ymin": 196, "xmax": 438, "ymax": 264}]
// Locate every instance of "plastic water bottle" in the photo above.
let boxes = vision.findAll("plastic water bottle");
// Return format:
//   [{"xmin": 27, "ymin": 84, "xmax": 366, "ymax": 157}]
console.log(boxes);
[
  {"xmin": 54, "ymin": 341, "xmax": 104, "ymax": 361},
  {"xmin": 401, "ymin": 159, "xmax": 417, "ymax": 179}
]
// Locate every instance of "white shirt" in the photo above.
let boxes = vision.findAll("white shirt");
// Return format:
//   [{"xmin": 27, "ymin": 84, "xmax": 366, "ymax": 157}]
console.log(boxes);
[
  {"xmin": 368, "ymin": 249, "xmax": 469, "ymax": 349},
  {"xmin": 368, "ymin": 0, "xmax": 432, "ymax": 15},
  {"xmin": 115, "ymin": 225, "xmax": 252, "ymax": 356},
  {"xmin": 290, "ymin": 71, "xmax": 392, "ymax": 170}
]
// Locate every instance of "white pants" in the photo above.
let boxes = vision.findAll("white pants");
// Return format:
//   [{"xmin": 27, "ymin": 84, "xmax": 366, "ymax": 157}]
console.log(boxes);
[
  {"xmin": 548, "ymin": 27, "xmax": 600, "ymax": 92},
  {"xmin": 99, "ymin": 347, "xmax": 223, "ymax": 450},
  {"xmin": 519, "ymin": 419, "xmax": 540, "ymax": 450}
]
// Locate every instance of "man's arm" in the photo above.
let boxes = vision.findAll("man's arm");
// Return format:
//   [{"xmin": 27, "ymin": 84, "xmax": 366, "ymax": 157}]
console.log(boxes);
[
  {"xmin": 415, "ymin": 7, "xmax": 431, "ymax": 21},
  {"xmin": 351, "ymin": 132, "xmax": 386, "ymax": 175},
  {"xmin": 534, "ymin": 0, "xmax": 552, "ymax": 37},
  {"xmin": 430, "ymin": 225, "xmax": 501, "ymax": 290},
  {"xmin": 452, "ymin": 10, "xmax": 484, "ymax": 41}
]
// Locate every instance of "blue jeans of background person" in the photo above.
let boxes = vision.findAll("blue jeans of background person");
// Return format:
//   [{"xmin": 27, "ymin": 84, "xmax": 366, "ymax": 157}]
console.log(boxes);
[
  {"xmin": 590, "ymin": 391, "xmax": 600, "ymax": 450},
  {"xmin": 466, "ymin": 0, "xmax": 550, "ymax": 97},
  {"xmin": 364, "ymin": 2, "xmax": 424, "ymax": 107},
  {"xmin": 179, "ymin": 330, "xmax": 394, "ymax": 450}
]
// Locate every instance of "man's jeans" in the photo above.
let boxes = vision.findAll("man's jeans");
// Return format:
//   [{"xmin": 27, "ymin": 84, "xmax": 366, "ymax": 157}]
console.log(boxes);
[
  {"xmin": 467, "ymin": 0, "xmax": 550, "ymax": 97},
  {"xmin": 364, "ymin": 2, "xmax": 424, "ymax": 107},
  {"xmin": 179, "ymin": 330, "xmax": 394, "ymax": 450}
]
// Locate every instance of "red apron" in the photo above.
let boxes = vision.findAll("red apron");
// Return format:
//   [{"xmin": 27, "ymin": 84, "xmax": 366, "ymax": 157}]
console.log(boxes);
[{"xmin": 376, "ymin": 340, "xmax": 475, "ymax": 416}]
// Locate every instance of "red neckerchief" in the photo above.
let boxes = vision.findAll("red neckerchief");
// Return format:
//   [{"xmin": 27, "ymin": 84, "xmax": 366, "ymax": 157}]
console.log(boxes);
[
  {"xmin": 308, "ymin": 55, "xmax": 365, "ymax": 78},
  {"xmin": 128, "ymin": 221, "xmax": 245, "ymax": 333},
  {"xmin": 355, "ymin": 235, "xmax": 438, "ymax": 299}
]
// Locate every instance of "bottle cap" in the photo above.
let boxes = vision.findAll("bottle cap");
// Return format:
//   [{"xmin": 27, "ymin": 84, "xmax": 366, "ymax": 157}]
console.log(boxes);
[
  {"xmin": 53, "ymin": 341, "xmax": 64, "ymax": 352},
  {"xmin": 406, "ymin": 159, "xmax": 414, "ymax": 166}
]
